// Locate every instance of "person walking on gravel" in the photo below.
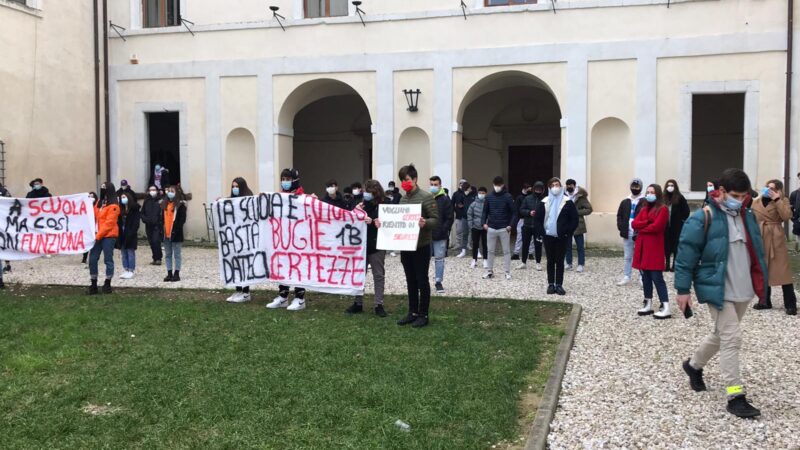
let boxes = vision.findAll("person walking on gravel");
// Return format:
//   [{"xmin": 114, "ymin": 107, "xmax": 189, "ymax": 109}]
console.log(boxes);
[{"xmin": 676, "ymin": 168, "xmax": 768, "ymax": 419}]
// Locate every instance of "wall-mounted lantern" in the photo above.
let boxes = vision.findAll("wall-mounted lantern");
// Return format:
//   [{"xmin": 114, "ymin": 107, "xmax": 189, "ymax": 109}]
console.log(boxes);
[{"xmin": 403, "ymin": 89, "xmax": 421, "ymax": 112}]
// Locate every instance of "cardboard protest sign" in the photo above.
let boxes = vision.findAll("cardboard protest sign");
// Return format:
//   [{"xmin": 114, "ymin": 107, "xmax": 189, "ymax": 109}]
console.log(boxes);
[
  {"xmin": 376, "ymin": 204, "xmax": 421, "ymax": 251},
  {"xmin": 213, "ymin": 193, "xmax": 368, "ymax": 295},
  {"xmin": 0, "ymin": 194, "xmax": 96, "ymax": 260}
]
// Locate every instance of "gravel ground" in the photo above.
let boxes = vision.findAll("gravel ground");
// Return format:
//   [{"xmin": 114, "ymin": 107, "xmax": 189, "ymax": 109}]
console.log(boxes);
[{"xmin": 3, "ymin": 247, "xmax": 799, "ymax": 449}]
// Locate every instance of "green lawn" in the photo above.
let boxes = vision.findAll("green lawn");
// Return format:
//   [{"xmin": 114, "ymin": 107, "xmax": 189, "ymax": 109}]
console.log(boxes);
[{"xmin": 0, "ymin": 286, "xmax": 569, "ymax": 450}]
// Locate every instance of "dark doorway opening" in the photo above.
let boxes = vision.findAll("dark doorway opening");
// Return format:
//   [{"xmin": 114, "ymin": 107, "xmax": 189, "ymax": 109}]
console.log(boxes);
[
  {"xmin": 508, "ymin": 145, "xmax": 555, "ymax": 195},
  {"xmin": 147, "ymin": 112, "xmax": 180, "ymax": 186},
  {"xmin": 691, "ymin": 93, "xmax": 745, "ymax": 191}
]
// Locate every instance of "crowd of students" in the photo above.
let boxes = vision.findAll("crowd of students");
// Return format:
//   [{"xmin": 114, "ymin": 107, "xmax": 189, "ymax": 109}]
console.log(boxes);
[{"xmin": 3, "ymin": 165, "xmax": 799, "ymax": 419}]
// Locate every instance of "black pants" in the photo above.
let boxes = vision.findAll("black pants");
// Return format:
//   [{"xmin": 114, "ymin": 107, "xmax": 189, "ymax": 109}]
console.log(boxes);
[
  {"xmin": 401, "ymin": 244, "xmax": 432, "ymax": 317},
  {"xmin": 145, "ymin": 223, "xmax": 163, "ymax": 262},
  {"xmin": 279, "ymin": 285, "xmax": 305, "ymax": 299},
  {"xmin": 766, "ymin": 284, "xmax": 797, "ymax": 309},
  {"xmin": 521, "ymin": 226, "xmax": 542, "ymax": 264},
  {"xmin": 543, "ymin": 236, "xmax": 567, "ymax": 286},
  {"xmin": 471, "ymin": 229, "xmax": 488, "ymax": 260}
]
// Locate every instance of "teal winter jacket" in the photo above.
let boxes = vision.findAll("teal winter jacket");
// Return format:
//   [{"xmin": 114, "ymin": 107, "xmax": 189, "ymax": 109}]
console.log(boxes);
[{"xmin": 674, "ymin": 199, "xmax": 768, "ymax": 310}]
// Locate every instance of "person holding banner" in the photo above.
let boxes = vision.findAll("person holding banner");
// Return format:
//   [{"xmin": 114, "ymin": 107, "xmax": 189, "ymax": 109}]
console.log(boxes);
[
  {"xmin": 81, "ymin": 192, "xmax": 98, "ymax": 264},
  {"xmin": 225, "ymin": 178, "xmax": 256, "ymax": 303},
  {"xmin": 347, "ymin": 179, "xmax": 388, "ymax": 317},
  {"xmin": 162, "ymin": 185, "xmax": 187, "ymax": 283},
  {"xmin": 266, "ymin": 168, "xmax": 308, "ymax": 311},
  {"xmin": 87, "ymin": 182, "xmax": 120, "ymax": 295},
  {"xmin": 394, "ymin": 164, "xmax": 440, "ymax": 328},
  {"xmin": 321, "ymin": 179, "xmax": 348, "ymax": 210},
  {"xmin": 116, "ymin": 191, "xmax": 141, "ymax": 279}
]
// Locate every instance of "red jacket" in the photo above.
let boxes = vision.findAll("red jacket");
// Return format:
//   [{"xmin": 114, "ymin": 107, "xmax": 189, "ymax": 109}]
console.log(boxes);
[{"xmin": 632, "ymin": 204, "xmax": 668, "ymax": 271}]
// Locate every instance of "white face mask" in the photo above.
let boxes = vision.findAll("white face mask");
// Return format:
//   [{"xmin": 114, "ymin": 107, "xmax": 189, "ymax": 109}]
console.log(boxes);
[
  {"xmin": 352, "ymin": 189, "xmax": 361, "ymax": 196},
  {"xmin": 493, "ymin": 186, "xmax": 502, "ymax": 193},
  {"xmin": 550, "ymin": 187, "xmax": 562, "ymax": 196},
  {"xmin": 326, "ymin": 186, "xmax": 337, "ymax": 196},
  {"xmin": 149, "ymin": 191, "xmax": 158, "ymax": 198},
  {"xmin": 666, "ymin": 186, "xmax": 675, "ymax": 193},
  {"xmin": 478, "ymin": 194, "xmax": 486, "ymax": 200}
]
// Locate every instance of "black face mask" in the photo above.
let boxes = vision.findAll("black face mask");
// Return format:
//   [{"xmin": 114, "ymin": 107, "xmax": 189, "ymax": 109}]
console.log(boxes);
[
  {"xmin": 567, "ymin": 187, "xmax": 575, "ymax": 194},
  {"xmin": 534, "ymin": 190, "xmax": 543, "ymax": 196},
  {"xmin": 631, "ymin": 188, "xmax": 642, "ymax": 196}
]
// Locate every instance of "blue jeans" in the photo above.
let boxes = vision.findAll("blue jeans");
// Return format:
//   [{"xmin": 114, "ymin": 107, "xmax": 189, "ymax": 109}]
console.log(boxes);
[
  {"xmin": 641, "ymin": 270, "xmax": 669, "ymax": 303},
  {"xmin": 622, "ymin": 238, "xmax": 635, "ymax": 278},
  {"xmin": 89, "ymin": 238, "xmax": 116, "ymax": 280},
  {"xmin": 432, "ymin": 240, "xmax": 447, "ymax": 283},
  {"xmin": 565, "ymin": 234, "xmax": 585, "ymax": 266},
  {"xmin": 164, "ymin": 240, "xmax": 182, "ymax": 271},
  {"xmin": 121, "ymin": 249, "xmax": 136, "ymax": 271}
]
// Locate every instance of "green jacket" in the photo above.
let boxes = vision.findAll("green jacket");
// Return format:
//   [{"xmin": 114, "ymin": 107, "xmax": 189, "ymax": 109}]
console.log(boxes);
[
  {"xmin": 400, "ymin": 186, "xmax": 440, "ymax": 250},
  {"xmin": 573, "ymin": 187, "xmax": 593, "ymax": 235},
  {"xmin": 674, "ymin": 200, "xmax": 768, "ymax": 310}
]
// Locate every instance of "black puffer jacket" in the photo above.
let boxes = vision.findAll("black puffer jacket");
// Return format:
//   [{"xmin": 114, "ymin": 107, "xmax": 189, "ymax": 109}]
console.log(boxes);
[
  {"xmin": 116, "ymin": 202, "xmax": 141, "ymax": 250},
  {"xmin": 141, "ymin": 196, "xmax": 163, "ymax": 226},
  {"xmin": 363, "ymin": 200, "xmax": 381, "ymax": 255},
  {"xmin": 432, "ymin": 191, "xmax": 454, "ymax": 241},
  {"xmin": 519, "ymin": 192, "xmax": 544, "ymax": 228}
]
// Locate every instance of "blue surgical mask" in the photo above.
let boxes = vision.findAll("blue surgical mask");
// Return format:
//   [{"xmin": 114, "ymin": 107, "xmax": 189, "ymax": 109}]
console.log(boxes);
[
  {"xmin": 121, "ymin": 197, "xmax": 129, "ymax": 205},
  {"xmin": 281, "ymin": 181, "xmax": 292, "ymax": 191},
  {"xmin": 429, "ymin": 186, "xmax": 440, "ymax": 194},
  {"xmin": 155, "ymin": 165, "xmax": 161, "ymax": 172},
  {"xmin": 762, "ymin": 187, "xmax": 771, "ymax": 197},
  {"xmin": 723, "ymin": 196, "xmax": 742, "ymax": 210},
  {"xmin": 33, "ymin": 184, "xmax": 42, "ymax": 190},
  {"xmin": 232, "ymin": 187, "xmax": 240, "ymax": 197},
  {"xmin": 167, "ymin": 192, "xmax": 176, "ymax": 200},
  {"xmin": 363, "ymin": 192, "xmax": 374, "ymax": 202},
  {"xmin": 478, "ymin": 194, "xmax": 486, "ymax": 200},
  {"xmin": 645, "ymin": 194, "xmax": 657, "ymax": 203},
  {"xmin": 706, "ymin": 185, "xmax": 715, "ymax": 193}
]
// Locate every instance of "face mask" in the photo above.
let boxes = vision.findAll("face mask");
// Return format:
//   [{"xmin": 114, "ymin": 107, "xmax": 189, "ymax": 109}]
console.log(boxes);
[
  {"xmin": 155, "ymin": 165, "xmax": 161, "ymax": 171},
  {"xmin": 645, "ymin": 194, "xmax": 657, "ymax": 203},
  {"xmin": 478, "ymin": 194, "xmax": 486, "ymax": 200},
  {"xmin": 429, "ymin": 186, "xmax": 440, "ymax": 194},
  {"xmin": 121, "ymin": 197, "xmax": 129, "ymax": 205},
  {"xmin": 566, "ymin": 187, "xmax": 575, "ymax": 194},
  {"xmin": 167, "ymin": 192, "xmax": 176, "ymax": 200},
  {"xmin": 33, "ymin": 184, "xmax": 42, "ymax": 190},
  {"xmin": 550, "ymin": 187, "xmax": 562, "ymax": 196},
  {"xmin": 401, "ymin": 181, "xmax": 414, "ymax": 192},
  {"xmin": 363, "ymin": 192, "xmax": 374, "ymax": 202},
  {"xmin": 232, "ymin": 187, "xmax": 240, "ymax": 197},
  {"xmin": 352, "ymin": 189, "xmax": 362, "ymax": 196},
  {"xmin": 494, "ymin": 186, "xmax": 502, "ymax": 193},
  {"xmin": 522, "ymin": 189, "xmax": 528, "ymax": 195},
  {"xmin": 281, "ymin": 181, "xmax": 292, "ymax": 191},
  {"xmin": 149, "ymin": 191, "xmax": 157, "ymax": 198},
  {"xmin": 723, "ymin": 196, "xmax": 742, "ymax": 211},
  {"xmin": 534, "ymin": 190, "xmax": 543, "ymax": 196},
  {"xmin": 762, "ymin": 187, "xmax": 771, "ymax": 197},
  {"xmin": 666, "ymin": 186, "xmax": 675, "ymax": 193},
  {"xmin": 707, "ymin": 185, "xmax": 715, "ymax": 193},
  {"xmin": 388, "ymin": 184, "xmax": 395, "ymax": 190},
  {"xmin": 326, "ymin": 186, "xmax": 337, "ymax": 196},
  {"xmin": 630, "ymin": 188, "xmax": 641, "ymax": 196}
]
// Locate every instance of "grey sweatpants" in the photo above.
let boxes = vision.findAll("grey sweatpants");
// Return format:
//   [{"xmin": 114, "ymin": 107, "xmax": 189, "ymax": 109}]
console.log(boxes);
[
  {"xmin": 486, "ymin": 228, "xmax": 511, "ymax": 274},
  {"xmin": 355, "ymin": 251, "xmax": 386, "ymax": 306},
  {"xmin": 690, "ymin": 300, "xmax": 750, "ymax": 397}
]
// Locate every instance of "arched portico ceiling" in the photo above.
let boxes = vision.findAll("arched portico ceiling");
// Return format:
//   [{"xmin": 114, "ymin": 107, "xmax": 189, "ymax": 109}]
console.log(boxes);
[
  {"xmin": 277, "ymin": 78, "xmax": 374, "ymax": 130},
  {"xmin": 456, "ymin": 70, "xmax": 562, "ymax": 124}
]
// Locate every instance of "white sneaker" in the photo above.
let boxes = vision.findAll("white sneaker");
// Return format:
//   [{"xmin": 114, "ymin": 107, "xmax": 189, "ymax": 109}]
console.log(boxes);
[
  {"xmin": 637, "ymin": 299, "xmax": 654, "ymax": 316},
  {"xmin": 617, "ymin": 276, "xmax": 631, "ymax": 286},
  {"xmin": 515, "ymin": 262, "xmax": 526, "ymax": 270},
  {"xmin": 654, "ymin": 302, "xmax": 672, "ymax": 319},
  {"xmin": 470, "ymin": 259, "xmax": 477, "ymax": 269},
  {"xmin": 266, "ymin": 296, "xmax": 289, "ymax": 309},
  {"xmin": 576, "ymin": 265, "xmax": 584, "ymax": 273},
  {"xmin": 390, "ymin": 252, "xmax": 397, "ymax": 257},
  {"xmin": 535, "ymin": 263, "xmax": 543, "ymax": 271},
  {"xmin": 227, "ymin": 292, "xmax": 251, "ymax": 303},
  {"xmin": 226, "ymin": 292, "xmax": 243, "ymax": 302},
  {"xmin": 287, "ymin": 298, "xmax": 306, "ymax": 311},
  {"xmin": 120, "ymin": 271, "xmax": 133, "ymax": 279},
  {"xmin": 456, "ymin": 249, "xmax": 467, "ymax": 258},
  {"xmin": 482, "ymin": 271, "xmax": 494, "ymax": 279},
  {"xmin": 477, "ymin": 251, "xmax": 483, "ymax": 259},
  {"xmin": 505, "ymin": 272, "xmax": 512, "ymax": 280},
  {"xmin": 565, "ymin": 264, "xmax": 574, "ymax": 271}
]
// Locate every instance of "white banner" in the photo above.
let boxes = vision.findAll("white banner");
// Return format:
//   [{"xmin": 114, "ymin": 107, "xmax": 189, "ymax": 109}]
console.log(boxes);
[
  {"xmin": 0, "ymin": 194, "xmax": 97, "ymax": 261},
  {"xmin": 213, "ymin": 193, "xmax": 368, "ymax": 295},
  {"xmin": 376, "ymin": 204, "xmax": 421, "ymax": 251}
]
